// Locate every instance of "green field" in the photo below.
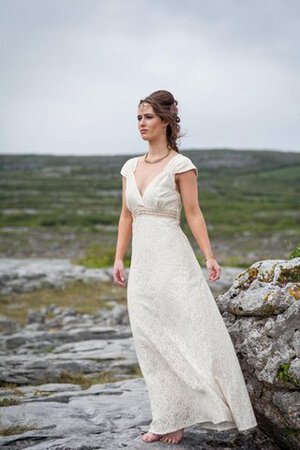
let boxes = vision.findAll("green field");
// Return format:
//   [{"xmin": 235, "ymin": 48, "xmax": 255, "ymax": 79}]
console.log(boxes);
[{"xmin": 0, "ymin": 149, "xmax": 299, "ymax": 267}]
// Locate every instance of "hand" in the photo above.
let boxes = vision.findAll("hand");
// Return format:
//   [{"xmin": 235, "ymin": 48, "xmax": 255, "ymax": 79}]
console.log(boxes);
[
  {"xmin": 205, "ymin": 258, "xmax": 221, "ymax": 282},
  {"xmin": 113, "ymin": 259, "xmax": 127, "ymax": 287}
]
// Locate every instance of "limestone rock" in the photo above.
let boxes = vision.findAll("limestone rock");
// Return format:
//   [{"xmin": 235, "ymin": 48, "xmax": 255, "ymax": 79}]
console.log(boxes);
[
  {"xmin": 216, "ymin": 257, "xmax": 300, "ymax": 449},
  {"xmin": 0, "ymin": 378, "xmax": 280, "ymax": 450},
  {"xmin": 0, "ymin": 258, "xmax": 113, "ymax": 294},
  {"xmin": 0, "ymin": 257, "xmax": 297, "ymax": 448}
]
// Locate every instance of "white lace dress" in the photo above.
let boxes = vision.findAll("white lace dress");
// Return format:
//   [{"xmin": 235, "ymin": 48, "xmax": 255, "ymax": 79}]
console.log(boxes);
[{"xmin": 120, "ymin": 152, "xmax": 257, "ymax": 434}]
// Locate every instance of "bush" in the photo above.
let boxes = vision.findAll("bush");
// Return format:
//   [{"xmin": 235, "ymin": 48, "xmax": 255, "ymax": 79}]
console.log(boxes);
[{"xmin": 289, "ymin": 243, "xmax": 300, "ymax": 259}]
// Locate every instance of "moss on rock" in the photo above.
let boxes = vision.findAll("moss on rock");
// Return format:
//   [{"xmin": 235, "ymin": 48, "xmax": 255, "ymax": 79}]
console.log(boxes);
[{"xmin": 276, "ymin": 362, "xmax": 298, "ymax": 385}]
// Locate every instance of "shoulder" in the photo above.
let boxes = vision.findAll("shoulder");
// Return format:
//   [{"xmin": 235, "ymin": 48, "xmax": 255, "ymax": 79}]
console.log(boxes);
[
  {"xmin": 172, "ymin": 153, "xmax": 198, "ymax": 177},
  {"xmin": 120, "ymin": 156, "xmax": 138, "ymax": 178}
]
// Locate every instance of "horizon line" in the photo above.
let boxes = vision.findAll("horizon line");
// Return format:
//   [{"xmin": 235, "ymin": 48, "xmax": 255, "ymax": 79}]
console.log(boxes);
[{"xmin": 0, "ymin": 147, "xmax": 299, "ymax": 156}]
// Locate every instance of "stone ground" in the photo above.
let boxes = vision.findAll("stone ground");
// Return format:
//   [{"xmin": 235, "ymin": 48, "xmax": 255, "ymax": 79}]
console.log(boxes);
[
  {"xmin": 1, "ymin": 378, "xmax": 280, "ymax": 450},
  {"xmin": 0, "ymin": 259, "xmax": 290, "ymax": 449}
]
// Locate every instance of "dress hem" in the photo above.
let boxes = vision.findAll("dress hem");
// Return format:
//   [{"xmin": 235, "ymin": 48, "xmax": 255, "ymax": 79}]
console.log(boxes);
[{"xmin": 148, "ymin": 417, "xmax": 258, "ymax": 435}]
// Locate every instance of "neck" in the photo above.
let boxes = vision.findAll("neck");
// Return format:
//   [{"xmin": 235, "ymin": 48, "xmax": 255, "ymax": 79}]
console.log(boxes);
[{"xmin": 146, "ymin": 137, "xmax": 171, "ymax": 157}]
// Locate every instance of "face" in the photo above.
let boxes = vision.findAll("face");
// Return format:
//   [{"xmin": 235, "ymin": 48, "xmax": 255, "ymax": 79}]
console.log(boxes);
[{"xmin": 137, "ymin": 102, "xmax": 168, "ymax": 142}]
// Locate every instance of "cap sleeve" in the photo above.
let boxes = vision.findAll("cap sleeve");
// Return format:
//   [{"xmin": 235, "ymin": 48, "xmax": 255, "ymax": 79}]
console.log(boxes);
[
  {"xmin": 120, "ymin": 158, "xmax": 132, "ymax": 178},
  {"xmin": 173, "ymin": 155, "xmax": 198, "ymax": 178}
]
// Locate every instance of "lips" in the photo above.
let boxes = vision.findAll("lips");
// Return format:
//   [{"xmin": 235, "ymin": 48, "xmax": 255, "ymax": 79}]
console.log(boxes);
[{"xmin": 141, "ymin": 130, "xmax": 148, "ymax": 133}]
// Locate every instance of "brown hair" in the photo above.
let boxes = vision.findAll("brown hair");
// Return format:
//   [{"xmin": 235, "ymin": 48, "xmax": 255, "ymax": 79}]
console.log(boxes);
[{"xmin": 138, "ymin": 90, "xmax": 184, "ymax": 153}]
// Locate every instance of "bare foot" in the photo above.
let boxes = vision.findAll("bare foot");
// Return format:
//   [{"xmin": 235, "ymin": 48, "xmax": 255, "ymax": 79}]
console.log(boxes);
[
  {"xmin": 142, "ymin": 431, "xmax": 162, "ymax": 443},
  {"xmin": 160, "ymin": 428, "xmax": 184, "ymax": 444}
]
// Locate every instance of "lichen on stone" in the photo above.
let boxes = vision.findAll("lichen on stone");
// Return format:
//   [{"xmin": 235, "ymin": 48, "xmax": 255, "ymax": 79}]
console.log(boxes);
[
  {"xmin": 237, "ymin": 267, "xmax": 259, "ymax": 291},
  {"xmin": 277, "ymin": 265, "xmax": 300, "ymax": 285},
  {"xmin": 262, "ymin": 293, "xmax": 271, "ymax": 302},
  {"xmin": 259, "ymin": 266, "xmax": 276, "ymax": 283},
  {"xmin": 288, "ymin": 286, "xmax": 300, "ymax": 300}
]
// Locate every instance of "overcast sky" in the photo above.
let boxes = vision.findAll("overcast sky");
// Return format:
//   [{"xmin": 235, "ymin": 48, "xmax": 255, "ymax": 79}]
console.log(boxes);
[{"xmin": 0, "ymin": 0, "xmax": 299, "ymax": 155}]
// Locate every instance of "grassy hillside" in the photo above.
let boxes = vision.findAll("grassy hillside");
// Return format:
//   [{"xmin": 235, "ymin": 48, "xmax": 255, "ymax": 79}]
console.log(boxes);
[{"xmin": 0, "ymin": 149, "xmax": 299, "ymax": 266}]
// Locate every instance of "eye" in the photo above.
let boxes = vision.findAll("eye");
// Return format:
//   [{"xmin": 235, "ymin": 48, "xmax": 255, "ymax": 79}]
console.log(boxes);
[{"xmin": 137, "ymin": 114, "xmax": 154, "ymax": 121}]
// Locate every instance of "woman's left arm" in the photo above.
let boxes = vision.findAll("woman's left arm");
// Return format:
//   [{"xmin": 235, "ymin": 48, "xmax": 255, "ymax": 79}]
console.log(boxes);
[{"xmin": 176, "ymin": 170, "xmax": 221, "ymax": 281}]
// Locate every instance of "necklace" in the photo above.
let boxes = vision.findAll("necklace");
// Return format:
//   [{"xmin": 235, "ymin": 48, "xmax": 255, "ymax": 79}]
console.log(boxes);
[{"xmin": 144, "ymin": 148, "xmax": 172, "ymax": 163}]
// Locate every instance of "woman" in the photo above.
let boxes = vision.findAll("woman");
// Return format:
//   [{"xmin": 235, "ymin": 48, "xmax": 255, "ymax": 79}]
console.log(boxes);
[{"xmin": 113, "ymin": 90, "xmax": 257, "ymax": 445}]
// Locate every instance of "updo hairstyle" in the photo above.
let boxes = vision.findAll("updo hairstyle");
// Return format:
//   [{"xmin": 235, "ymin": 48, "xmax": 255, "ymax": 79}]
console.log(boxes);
[{"xmin": 138, "ymin": 90, "xmax": 184, "ymax": 152}]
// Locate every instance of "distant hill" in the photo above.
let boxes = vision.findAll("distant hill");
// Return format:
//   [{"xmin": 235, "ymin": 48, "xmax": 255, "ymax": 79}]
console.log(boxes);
[
  {"xmin": 0, "ymin": 149, "xmax": 299, "ymax": 265},
  {"xmin": 1, "ymin": 148, "xmax": 300, "ymax": 172}
]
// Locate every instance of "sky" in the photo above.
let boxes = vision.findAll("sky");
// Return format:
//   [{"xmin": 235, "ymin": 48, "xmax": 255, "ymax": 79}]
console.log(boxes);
[{"xmin": 0, "ymin": 0, "xmax": 299, "ymax": 155}]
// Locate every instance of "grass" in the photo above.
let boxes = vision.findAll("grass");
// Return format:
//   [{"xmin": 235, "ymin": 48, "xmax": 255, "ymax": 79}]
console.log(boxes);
[
  {"xmin": 219, "ymin": 255, "xmax": 250, "ymax": 268},
  {"xmin": 0, "ymin": 279, "xmax": 126, "ymax": 326},
  {"xmin": 0, "ymin": 364, "xmax": 143, "ymax": 404},
  {"xmin": 0, "ymin": 365, "xmax": 143, "ymax": 403},
  {"xmin": 0, "ymin": 382, "xmax": 24, "ymax": 395},
  {"xmin": 289, "ymin": 243, "xmax": 300, "ymax": 258},
  {"xmin": 0, "ymin": 398, "xmax": 21, "ymax": 407},
  {"xmin": 31, "ymin": 365, "xmax": 143, "ymax": 390},
  {"xmin": 0, "ymin": 423, "xmax": 37, "ymax": 437},
  {"xmin": 54, "ymin": 370, "xmax": 122, "ymax": 388},
  {"xmin": 1, "ymin": 150, "xmax": 299, "ymax": 234},
  {"xmin": 73, "ymin": 243, "xmax": 131, "ymax": 268},
  {"xmin": 0, "ymin": 150, "xmax": 299, "ymax": 262}
]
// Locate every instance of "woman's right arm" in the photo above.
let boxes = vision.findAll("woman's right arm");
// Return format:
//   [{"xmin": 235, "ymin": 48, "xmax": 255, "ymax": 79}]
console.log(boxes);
[{"xmin": 113, "ymin": 176, "xmax": 132, "ymax": 287}]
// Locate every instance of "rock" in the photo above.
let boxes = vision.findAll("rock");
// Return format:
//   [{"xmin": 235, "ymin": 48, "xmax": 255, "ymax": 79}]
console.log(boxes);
[
  {"xmin": 0, "ymin": 258, "xmax": 240, "ymax": 295},
  {"xmin": 0, "ymin": 314, "xmax": 20, "ymax": 334},
  {"xmin": 0, "ymin": 258, "xmax": 112, "ymax": 294},
  {"xmin": 216, "ymin": 257, "xmax": 300, "ymax": 449},
  {"xmin": 98, "ymin": 303, "xmax": 130, "ymax": 326},
  {"xmin": 24, "ymin": 323, "xmax": 47, "ymax": 332},
  {"xmin": 217, "ymin": 260, "xmax": 299, "ymax": 316},
  {"xmin": 290, "ymin": 358, "xmax": 300, "ymax": 383},
  {"xmin": 27, "ymin": 309, "xmax": 46, "ymax": 324},
  {"xmin": 0, "ymin": 325, "xmax": 137, "ymax": 385},
  {"xmin": 0, "ymin": 257, "xmax": 297, "ymax": 448},
  {"xmin": 0, "ymin": 378, "xmax": 280, "ymax": 450}
]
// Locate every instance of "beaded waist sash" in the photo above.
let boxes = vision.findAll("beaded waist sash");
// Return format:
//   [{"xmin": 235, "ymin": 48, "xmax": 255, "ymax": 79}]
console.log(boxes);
[{"xmin": 132, "ymin": 207, "xmax": 180, "ymax": 220}]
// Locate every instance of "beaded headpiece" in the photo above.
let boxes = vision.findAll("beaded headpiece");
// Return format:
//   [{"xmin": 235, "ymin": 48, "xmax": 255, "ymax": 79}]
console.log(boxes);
[{"xmin": 139, "ymin": 98, "xmax": 178, "ymax": 115}]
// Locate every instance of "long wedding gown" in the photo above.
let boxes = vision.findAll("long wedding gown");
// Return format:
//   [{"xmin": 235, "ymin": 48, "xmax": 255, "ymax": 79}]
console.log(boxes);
[{"xmin": 120, "ymin": 152, "xmax": 257, "ymax": 434}]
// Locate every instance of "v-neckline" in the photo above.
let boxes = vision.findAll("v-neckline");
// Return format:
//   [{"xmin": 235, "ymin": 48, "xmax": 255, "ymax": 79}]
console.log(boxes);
[{"xmin": 133, "ymin": 153, "xmax": 180, "ymax": 201}]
